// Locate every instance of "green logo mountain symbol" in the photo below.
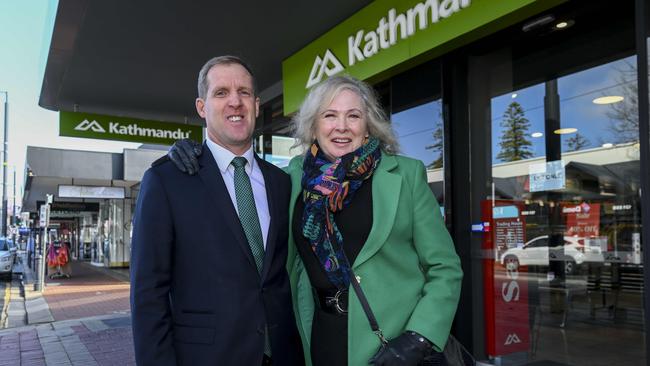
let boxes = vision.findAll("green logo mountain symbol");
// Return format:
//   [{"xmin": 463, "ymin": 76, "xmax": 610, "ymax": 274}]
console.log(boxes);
[
  {"xmin": 306, "ymin": 49, "xmax": 344, "ymax": 88},
  {"xmin": 74, "ymin": 120, "xmax": 106, "ymax": 133}
]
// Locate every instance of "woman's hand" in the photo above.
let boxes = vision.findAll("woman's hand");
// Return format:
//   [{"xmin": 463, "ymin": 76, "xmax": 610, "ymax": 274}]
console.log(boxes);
[
  {"xmin": 168, "ymin": 139, "xmax": 202, "ymax": 175},
  {"xmin": 369, "ymin": 331, "xmax": 437, "ymax": 366}
]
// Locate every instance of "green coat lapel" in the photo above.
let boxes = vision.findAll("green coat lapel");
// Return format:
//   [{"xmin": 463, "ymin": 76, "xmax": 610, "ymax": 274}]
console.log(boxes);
[
  {"xmin": 287, "ymin": 158, "xmax": 303, "ymax": 264},
  {"xmin": 352, "ymin": 154, "xmax": 401, "ymax": 268}
]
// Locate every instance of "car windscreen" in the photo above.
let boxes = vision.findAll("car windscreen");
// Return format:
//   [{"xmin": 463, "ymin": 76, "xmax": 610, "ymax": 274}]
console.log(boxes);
[{"xmin": 0, "ymin": 240, "xmax": 7, "ymax": 251}]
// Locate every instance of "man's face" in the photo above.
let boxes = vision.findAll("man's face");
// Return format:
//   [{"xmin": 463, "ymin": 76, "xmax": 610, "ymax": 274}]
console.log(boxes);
[{"xmin": 196, "ymin": 63, "xmax": 259, "ymax": 155}]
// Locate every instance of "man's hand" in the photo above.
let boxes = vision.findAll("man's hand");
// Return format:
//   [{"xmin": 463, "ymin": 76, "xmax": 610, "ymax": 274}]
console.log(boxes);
[
  {"xmin": 168, "ymin": 139, "xmax": 202, "ymax": 175},
  {"xmin": 369, "ymin": 331, "xmax": 437, "ymax": 366}
]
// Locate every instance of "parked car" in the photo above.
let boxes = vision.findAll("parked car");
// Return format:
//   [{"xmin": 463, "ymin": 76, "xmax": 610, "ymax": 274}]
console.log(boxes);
[
  {"xmin": 500, "ymin": 235, "xmax": 603, "ymax": 274},
  {"xmin": 0, "ymin": 237, "xmax": 16, "ymax": 280}
]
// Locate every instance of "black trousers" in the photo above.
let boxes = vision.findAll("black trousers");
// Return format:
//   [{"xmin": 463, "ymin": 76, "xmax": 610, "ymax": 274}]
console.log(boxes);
[{"xmin": 262, "ymin": 355, "xmax": 273, "ymax": 366}]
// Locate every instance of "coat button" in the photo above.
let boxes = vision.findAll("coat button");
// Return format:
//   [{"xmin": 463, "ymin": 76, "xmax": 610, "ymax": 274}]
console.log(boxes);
[{"xmin": 355, "ymin": 275, "xmax": 362, "ymax": 283}]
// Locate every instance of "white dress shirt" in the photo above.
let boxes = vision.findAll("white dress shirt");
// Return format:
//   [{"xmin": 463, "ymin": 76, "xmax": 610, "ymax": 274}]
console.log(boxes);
[{"xmin": 205, "ymin": 139, "xmax": 270, "ymax": 249}]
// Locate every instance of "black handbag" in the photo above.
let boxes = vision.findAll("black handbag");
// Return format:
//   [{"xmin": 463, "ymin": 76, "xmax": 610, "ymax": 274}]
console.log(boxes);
[{"xmin": 348, "ymin": 268, "xmax": 474, "ymax": 366}]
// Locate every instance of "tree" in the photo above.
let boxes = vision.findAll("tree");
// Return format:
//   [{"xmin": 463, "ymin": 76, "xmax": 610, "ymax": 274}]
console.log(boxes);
[
  {"xmin": 497, "ymin": 101, "xmax": 533, "ymax": 162},
  {"xmin": 425, "ymin": 118, "xmax": 443, "ymax": 169},
  {"xmin": 565, "ymin": 133, "xmax": 590, "ymax": 152},
  {"xmin": 606, "ymin": 60, "xmax": 638, "ymax": 144}
]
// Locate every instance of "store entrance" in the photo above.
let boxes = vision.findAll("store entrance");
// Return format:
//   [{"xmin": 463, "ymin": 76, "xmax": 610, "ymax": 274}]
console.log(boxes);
[{"xmin": 467, "ymin": 2, "xmax": 644, "ymax": 365}]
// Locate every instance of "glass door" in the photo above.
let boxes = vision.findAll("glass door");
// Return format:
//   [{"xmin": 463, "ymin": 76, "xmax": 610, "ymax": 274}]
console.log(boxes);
[{"xmin": 468, "ymin": 2, "xmax": 644, "ymax": 365}]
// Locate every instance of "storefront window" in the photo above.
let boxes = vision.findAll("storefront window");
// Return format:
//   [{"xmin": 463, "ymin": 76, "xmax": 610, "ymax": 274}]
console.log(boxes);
[
  {"xmin": 469, "ymin": 2, "xmax": 643, "ymax": 365},
  {"xmin": 391, "ymin": 61, "xmax": 445, "ymax": 207},
  {"xmin": 392, "ymin": 100, "xmax": 444, "ymax": 206}
]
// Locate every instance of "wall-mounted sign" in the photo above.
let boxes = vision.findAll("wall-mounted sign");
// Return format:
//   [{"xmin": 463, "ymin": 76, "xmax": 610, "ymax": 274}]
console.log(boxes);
[
  {"xmin": 39, "ymin": 204, "xmax": 50, "ymax": 228},
  {"xmin": 36, "ymin": 201, "xmax": 100, "ymax": 212},
  {"xmin": 481, "ymin": 200, "xmax": 529, "ymax": 357},
  {"xmin": 58, "ymin": 185, "xmax": 125, "ymax": 199},
  {"xmin": 528, "ymin": 160, "xmax": 565, "ymax": 192},
  {"xmin": 282, "ymin": 0, "xmax": 565, "ymax": 114},
  {"xmin": 493, "ymin": 205, "xmax": 519, "ymax": 220},
  {"xmin": 60, "ymin": 111, "xmax": 203, "ymax": 145},
  {"xmin": 562, "ymin": 202, "xmax": 600, "ymax": 237}
]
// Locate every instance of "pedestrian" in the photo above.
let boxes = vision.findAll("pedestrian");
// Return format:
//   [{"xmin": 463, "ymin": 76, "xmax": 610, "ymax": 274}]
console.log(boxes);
[
  {"xmin": 168, "ymin": 75, "xmax": 463, "ymax": 366},
  {"xmin": 130, "ymin": 55, "xmax": 303, "ymax": 366},
  {"xmin": 26, "ymin": 234, "xmax": 34, "ymax": 269}
]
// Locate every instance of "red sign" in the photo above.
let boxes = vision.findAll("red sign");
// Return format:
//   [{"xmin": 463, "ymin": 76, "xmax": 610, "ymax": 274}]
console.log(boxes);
[
  {"xmin": 482, "ymin": 200, "xmax": 530, "ymax": 357},
  {"xmin": 562, "ymin": 202, "xmax": 600, "ymax": 237}
]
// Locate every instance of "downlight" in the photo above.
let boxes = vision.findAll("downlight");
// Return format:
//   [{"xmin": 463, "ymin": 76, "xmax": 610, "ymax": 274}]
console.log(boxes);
[
  {"xmin": 554, "ymin": 128, "xmax": 577, "ymax": 135},
  {"xmin": 554, "ymin": 20, "xmax": 575, "ymax": 30},
  {"xmin": 593, "ymin": 96, "xmax": 624, "ymax": 104}
]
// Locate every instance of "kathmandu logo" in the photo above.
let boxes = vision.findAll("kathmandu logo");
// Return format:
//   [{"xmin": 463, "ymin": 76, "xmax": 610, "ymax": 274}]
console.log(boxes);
[
  {"xmin": 504, "ymin": 334, "xmax": 521, "ymax": 345},
  {"xmin": 580, "ymin": 202, "xmax": 591, "ymax": 213},
  {"xmin": 301, "ymin": 0, "xmax": 471, "ymax": 89},
  {"xmin": 74, "ymin": 120, "xmax": 106, "ymax": 133},
  {"xmin": 305, "ymin": 49, "xmax": 344, "ymax": 88}
]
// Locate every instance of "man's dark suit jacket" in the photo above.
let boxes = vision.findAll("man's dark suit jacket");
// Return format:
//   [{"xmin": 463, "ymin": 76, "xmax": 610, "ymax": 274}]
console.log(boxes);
[{"xmin": 130, "ymin": 145, "xmax": 303, "ymax": 366}]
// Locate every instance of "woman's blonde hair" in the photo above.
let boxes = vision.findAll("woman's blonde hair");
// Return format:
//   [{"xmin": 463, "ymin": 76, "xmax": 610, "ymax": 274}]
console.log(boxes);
[{"xmin": 292, "ymin": 75, "xmax": 399, "ymax": 154}]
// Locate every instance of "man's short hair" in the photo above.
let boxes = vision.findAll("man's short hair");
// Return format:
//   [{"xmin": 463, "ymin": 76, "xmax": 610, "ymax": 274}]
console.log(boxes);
[{"xmin": 197, "ymin": 55, "xmax": 257, "ymax": 99}]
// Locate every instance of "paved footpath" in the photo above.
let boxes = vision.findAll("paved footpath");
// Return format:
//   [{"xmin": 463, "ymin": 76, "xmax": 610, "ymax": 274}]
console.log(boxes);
[
  {"xmin": 44, "ymin": 262, "xmax": 130, "ymax": 321},
  {"xmin": 0, "ymin": 258, "xmax": 135, "ymax": 365},
  {"xmin": 0, "ymin": 313, "xmax": 134, "ymax": 366}
]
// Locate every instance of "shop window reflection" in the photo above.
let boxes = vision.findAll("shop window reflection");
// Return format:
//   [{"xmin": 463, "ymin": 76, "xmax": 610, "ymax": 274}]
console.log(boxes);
[
  {"xmin": 392, "ymin": 100, "xmax": 445, "ymax": 206},
  {"xmin": 483, "ymin": 57, "xmax": 643, "ymax": 365}
]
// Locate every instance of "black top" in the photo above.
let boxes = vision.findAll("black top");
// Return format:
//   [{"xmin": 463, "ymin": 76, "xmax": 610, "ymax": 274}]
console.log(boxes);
[{"xmin": 292, "ymin": 178, "xmax": 373, "ymax": 366}]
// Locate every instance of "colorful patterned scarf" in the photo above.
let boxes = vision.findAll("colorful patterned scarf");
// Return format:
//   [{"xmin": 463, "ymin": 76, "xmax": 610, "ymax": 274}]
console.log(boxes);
[{"xmin": 301, "ymin": 137, "xmax": 381, "ymax": 289}]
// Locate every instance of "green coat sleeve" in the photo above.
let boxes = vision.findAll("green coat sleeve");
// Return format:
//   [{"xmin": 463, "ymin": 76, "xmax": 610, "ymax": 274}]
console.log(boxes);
[{"xmin": 404, "ymin": 160, "xmax": 463, "ymax": 351}]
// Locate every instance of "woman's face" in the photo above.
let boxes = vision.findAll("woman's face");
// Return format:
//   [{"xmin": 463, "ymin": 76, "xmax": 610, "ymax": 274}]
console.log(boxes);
[{"xmin": 315, "ymin": 89, "xmax": 369, "ymax": 161}]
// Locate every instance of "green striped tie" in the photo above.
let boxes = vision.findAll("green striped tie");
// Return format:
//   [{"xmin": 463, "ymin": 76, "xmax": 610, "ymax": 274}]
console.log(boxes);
[
  {"xmin": 231, "ymin": 157, "xmax": 271, "ymax": 356},
  {"xmin": 232, "ymin": 157, "xmax": 265, "ymax": 272}
]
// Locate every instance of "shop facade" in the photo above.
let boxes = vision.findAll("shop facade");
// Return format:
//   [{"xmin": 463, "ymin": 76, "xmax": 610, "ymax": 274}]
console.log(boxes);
[
  {"xmin": 23, "ymin": 146, "xmax": 164, "ymax": 269},
  {"xmin": 269, "ymin": 0, "xmax": 650, "ymax": 364}
]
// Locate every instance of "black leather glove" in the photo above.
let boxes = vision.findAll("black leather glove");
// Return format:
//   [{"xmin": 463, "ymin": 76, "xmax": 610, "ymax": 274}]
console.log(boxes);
[
  {"xmin": 168, "ymin": 138, "xmax": 202, "ymax": 175},
  {"xmin": 369, "ymin": 331, "xmax": 436, "ymax": 366}
]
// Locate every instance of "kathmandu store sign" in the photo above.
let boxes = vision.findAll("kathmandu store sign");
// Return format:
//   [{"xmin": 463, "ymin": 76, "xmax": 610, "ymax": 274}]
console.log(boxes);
[
  {"xmin": 282, "ymin": 0, "xmax": 565, "ymax": 114},
  {"xmin": 60, "ymin": 111, "xmax": 203, "ymax": 145}
]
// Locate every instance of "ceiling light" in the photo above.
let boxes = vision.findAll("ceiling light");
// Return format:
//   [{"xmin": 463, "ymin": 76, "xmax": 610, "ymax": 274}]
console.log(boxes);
[
  {"xmin": 602, "ymin": 143, "xmax": 614, "ymax": 148},
  {"xmin": 511, "ymin": 93, "xmax": 518, "ymax": 99},
  {"xmin": 593, "ymin": 96, "xmax": 624, "ymax": 104},
  {"xmin": 554, "ymin": 19, "xmax": 574, "ymax": 30},
  {"xmin": 554, "ymin": 128, "xmax": 577, "ymax": 135},
  {"xmin": 531, "ymin": 132, "xmax": 543, "ymax": 138}
]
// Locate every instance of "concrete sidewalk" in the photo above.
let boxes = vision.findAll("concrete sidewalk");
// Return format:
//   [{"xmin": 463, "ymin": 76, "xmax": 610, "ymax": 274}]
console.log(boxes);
[
  {"xmin": 0, "ymin": 313, "xmax": 134, "ymax": 366},
  {"xmin": 0, "ymin": 254, "xmax": 135, "ymax": 365}
]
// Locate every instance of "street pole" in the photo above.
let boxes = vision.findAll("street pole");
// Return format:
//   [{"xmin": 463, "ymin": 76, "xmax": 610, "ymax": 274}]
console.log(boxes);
[
  {"xmin": 0, "ymin": 91, "xmax": 7, "ymax": 238},
  {"xmin": 12, "ymin": 169, "xmax": 16, "ymax": 244}
]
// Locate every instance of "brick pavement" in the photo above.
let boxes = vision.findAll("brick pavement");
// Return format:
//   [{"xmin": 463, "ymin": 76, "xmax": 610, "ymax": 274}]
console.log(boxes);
[
  {"xmin": 0, "ymin": 259, "xmax": 136, "ymax": 365},
  {"xmin": 0, "ymin": 314, "xmax": 135, "ymax": 366},
  {"xmin": 73, "ymin": 323, "xmax": 134, "ymax": 366},
  {"xmin": 44, "ymin": 262, "xmax": 130, "ymax": 321}
]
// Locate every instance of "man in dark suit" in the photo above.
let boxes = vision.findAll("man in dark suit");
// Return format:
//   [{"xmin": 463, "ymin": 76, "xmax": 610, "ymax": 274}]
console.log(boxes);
[{"xmin": 130, "ymin": 56, "xmax": 302, "ymax": 366}]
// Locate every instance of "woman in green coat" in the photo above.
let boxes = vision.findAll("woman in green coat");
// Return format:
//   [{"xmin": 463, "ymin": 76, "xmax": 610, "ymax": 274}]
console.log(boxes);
[
  {"xmin": 286, "ymin": 75, "xmax": 462, "ymax": 366},
  {"xmin": 168, "ymin": 75, "xmax": 462, "ymax": 366}
]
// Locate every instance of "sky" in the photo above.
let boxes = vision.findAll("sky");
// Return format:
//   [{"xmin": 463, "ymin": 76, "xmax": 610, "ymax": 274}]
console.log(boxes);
[
  {"xmin": 490, "ymin": 55, "xmax": 638, "ymax": 164},
  {"xmin": 0, "ymin": 1, "xmax": 141, "ymax": 212}
]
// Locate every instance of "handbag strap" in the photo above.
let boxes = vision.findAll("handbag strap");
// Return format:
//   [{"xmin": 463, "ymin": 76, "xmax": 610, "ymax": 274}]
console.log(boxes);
[{"xmin": 349, "ymin": 268, "xmax": 388, "ymax": 345}]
